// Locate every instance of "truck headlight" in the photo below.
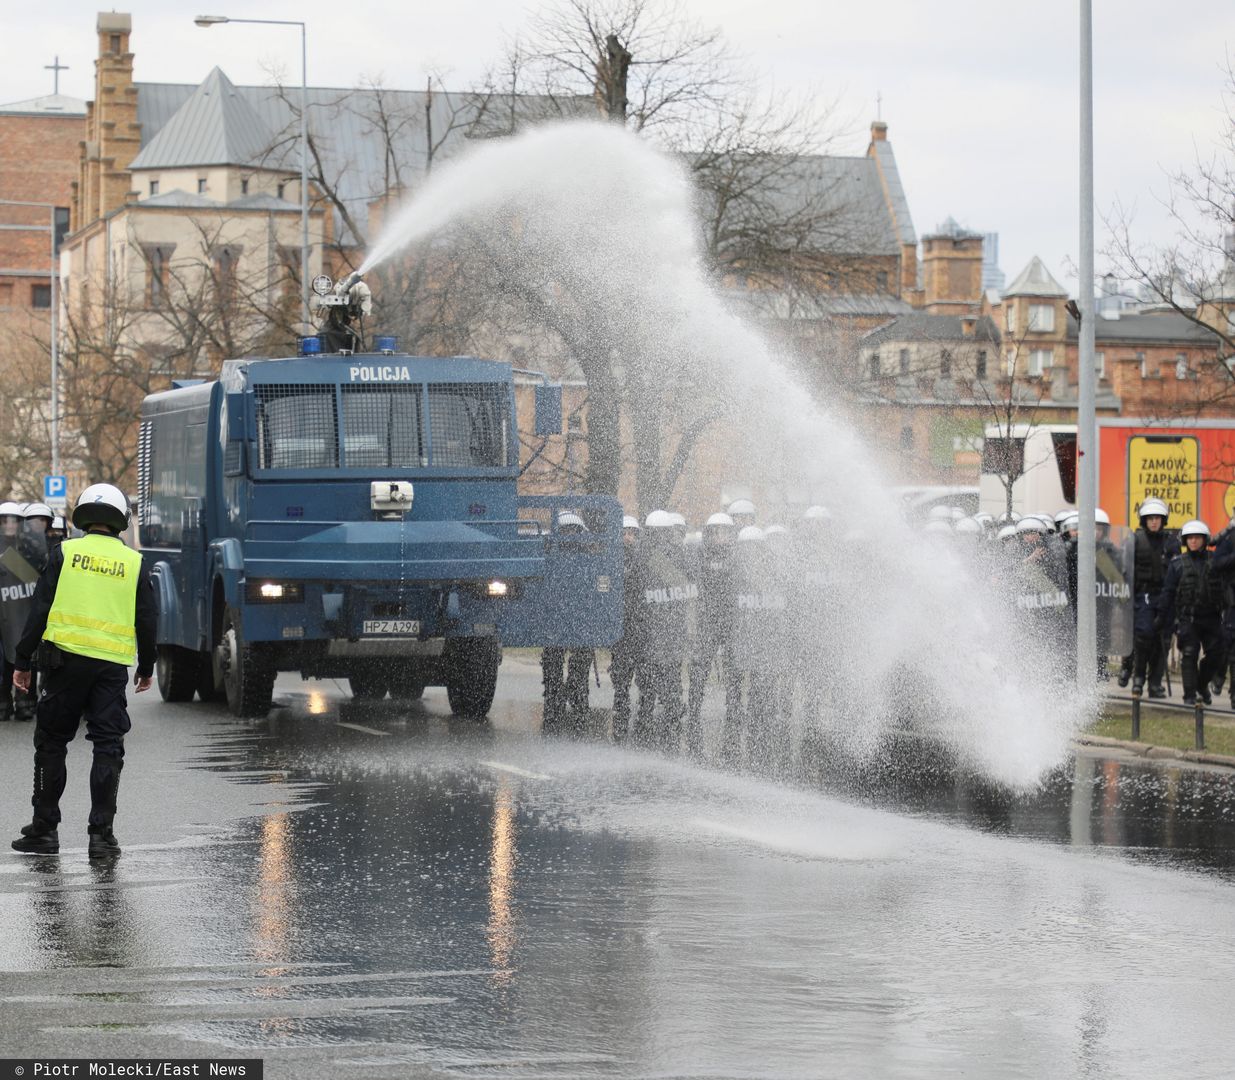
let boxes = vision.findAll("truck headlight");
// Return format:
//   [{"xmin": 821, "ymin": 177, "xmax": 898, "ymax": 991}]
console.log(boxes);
[
  {"xmin": 245, "ymin": 580, "xmax": 304, "ymax": 603},
  {"xmin": 487, "ymin": 580, "xmax": 509, "ymax": 597}
]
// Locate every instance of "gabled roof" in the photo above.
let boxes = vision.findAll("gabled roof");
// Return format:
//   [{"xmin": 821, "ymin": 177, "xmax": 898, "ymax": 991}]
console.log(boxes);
[
  {"xmin": 1065, "ymin": 311, "xmax": 1222, "ymax": 346},
  {"xmin": 1005, "ymin": 256, "xmax": 1067, "ymax": 298},
  {"xmin": 869, "ymin": 138, "xmax": 917, "ymax": 247},
  {"xmin": 0, "ymin": 93, "xmax": 87, "ymax": 116},
  {"xmin": 861, "ymin": 312, "xmax": 1000, "ymax": 347},
  {"xmin": 141, "ymin": 190, "xmax": 219, "ymax": 208},
  {"xmin": 227, "ymin": 193, "xmax": 301, "ymax": 211},
  {"xmin": 129, "ymin": 68, "xmax": 274, "ymax": 170}
]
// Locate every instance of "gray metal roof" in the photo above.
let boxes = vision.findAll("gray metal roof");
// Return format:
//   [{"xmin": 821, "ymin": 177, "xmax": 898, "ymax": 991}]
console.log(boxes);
[
  {"xmin": 869, "ymin": 139, "xmax": 917, "ymax": 247},
  {"xmin": 226, "ymin": 193, "xmax": 301, "ymax": 212},
  {"xmin": 1067, "ymin": 311, "xmax": 1222, "ymax": 346},
  {"xmin": 141, "ymin": 190, "xmax": 219, "ymax": 208},
  {"xmin": 727, "ymin": 287, "xmax": 912, "ymax": 320},
  {"xmin": 861, "ymin": 312, "xmax": 1001, "ymax": 347},
  {"xmin": 129, "ymin": 68, "xmax": 275, "ymax": 171},
  {"xmin": 134, "ymin": 77, "xmax": 577, "ymax": 246},
  {"xmin": 0, "ymin": 93, "xmax": 87, "ymax": 116},
  {"xmin": 1004, "ymin": 256, "xmax": 1067, "ymax": 298}
]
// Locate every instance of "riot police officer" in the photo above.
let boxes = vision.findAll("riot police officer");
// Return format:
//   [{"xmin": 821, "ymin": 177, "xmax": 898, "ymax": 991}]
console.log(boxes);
[
  {"xmin": 686, "ymin": 512, "xmax": 736, "ymax": 757},
  {"xmin": 541, "ymin": 511, "xmax": 596, "ymax": 735},
  {"xmin": 609, "ymin": 514, "xmax": 643, "ymax": 743},
  {"xmin": 1128, "ymin": 498, "xmax": 1174, "ymax": 698},
  {"xmin": 11, "ymin": 484, "xmax": 157, "ymax": 858},
  {"xmin": 0, "ymin": 500, "xmax": 39, "ymax": 722},
  {"xmin": 1159, "ymin": 519, "xmax": 1234, "ymax": 706},
  {"xmin": 632, "ymin": 510, "xmax": 695, "ymax": 751},
  {"xmin": 726, "ymin": 499, "xmax": 757, "ymax": 530}
]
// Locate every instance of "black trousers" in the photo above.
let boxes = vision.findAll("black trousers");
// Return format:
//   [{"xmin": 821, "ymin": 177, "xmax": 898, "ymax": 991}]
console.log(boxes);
[
  {"xmin": 541, "ymin": 647, "xmax": 593, "ymax": 733},
  {"xmin": 1177, "ymin": 616, "xmax": 1223, "ymax": 700},
  {"xmin": 634, "ymin": 657, "xmax": 684, "ymax": 750},
  {"xmin": 30, "ymin": 653, "xmax": 130, "ymax": 828},
  {"xmin": 608, "ymin": 638, "xmax": 639, "ymax": 741}
]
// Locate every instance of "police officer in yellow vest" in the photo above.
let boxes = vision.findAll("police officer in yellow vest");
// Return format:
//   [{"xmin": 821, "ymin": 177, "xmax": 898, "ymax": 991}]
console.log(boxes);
[{"xmin": 11, "ymin": 484, "xmax": 156, "ymax": 858}]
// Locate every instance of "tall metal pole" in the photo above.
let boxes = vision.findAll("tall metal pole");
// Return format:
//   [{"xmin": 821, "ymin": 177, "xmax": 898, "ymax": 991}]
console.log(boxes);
[
  {"xmin": 49, "ymin": 205, "xmax": 59, "ymax": 479},
  {"xmin": 1076, "ymin": 0, "xmax": 1097, "ymax": 686},
  {"xmin": 299, "ymin": 22, "xmax": 310, "ymax": 329}
]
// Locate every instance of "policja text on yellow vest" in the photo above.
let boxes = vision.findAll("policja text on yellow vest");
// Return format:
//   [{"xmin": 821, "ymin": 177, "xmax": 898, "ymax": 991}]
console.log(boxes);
[{"xmin": 43, "ymin": 534, "xmax": 142, "ymax": 666}]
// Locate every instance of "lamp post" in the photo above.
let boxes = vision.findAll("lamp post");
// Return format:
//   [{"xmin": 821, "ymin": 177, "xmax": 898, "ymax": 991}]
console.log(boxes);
[
  {"xmin": 0, "ymin": 198, "xmax": 61, "ymax": 480},
  {"xmin": 195, "ymin": 14, "xmax": 311, "ymax": 328}
]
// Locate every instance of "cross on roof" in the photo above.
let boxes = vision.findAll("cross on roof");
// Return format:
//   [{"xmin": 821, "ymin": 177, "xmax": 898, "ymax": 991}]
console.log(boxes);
[{"xmin": 44, "ymin": 56, "xmax": 68, "ymax": 95}]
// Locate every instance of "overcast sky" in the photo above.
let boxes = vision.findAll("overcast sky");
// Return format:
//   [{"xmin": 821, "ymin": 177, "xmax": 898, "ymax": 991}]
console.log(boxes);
[{"xmin": 7, "ymin": 0, "xmax": 1232, "ymax": 293}]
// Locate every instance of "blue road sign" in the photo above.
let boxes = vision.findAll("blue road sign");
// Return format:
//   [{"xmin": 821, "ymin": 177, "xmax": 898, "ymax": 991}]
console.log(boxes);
[{"xmin": 44, "ymin": 475, "xmax": 67, "ymax": 500}]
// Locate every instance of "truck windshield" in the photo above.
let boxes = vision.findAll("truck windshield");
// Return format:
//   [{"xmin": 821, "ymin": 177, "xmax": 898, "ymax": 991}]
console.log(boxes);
[
  {"xmin": 428, "ymin": 383, "xmax": 509, "ymax": 467},
  {"xmin": 341, "ymin": 385, "xmax": 425, "ymax": 467},
  {"xmin": 256, "ymin": 384, "xmax": 337, "ymax": 469}
]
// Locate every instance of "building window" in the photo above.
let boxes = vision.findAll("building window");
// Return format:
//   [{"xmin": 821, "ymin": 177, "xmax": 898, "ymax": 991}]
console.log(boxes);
[
  {"xmin": 1005, "ymin": 305, "xmax": 1015, "ymax": 333},
  {"xmin": 197, "ymin": 178, "xmax": 208, "ymax": 194},
  {"xmin": 214, "ymin": 245, "xmax": 239, "ymax": 296},
  {"xmin": 241, "ymin": 178, "xmax": 249, "ymax": 195},
  {"xmin": 1176, "ymin": 353, "xmax": 1189, "ymax": 380},
  {"xmin": 1028, "ymin": 304, "xmax": 1055, "ymax": 332},
  {"xmin": 0, "ymin": 283, "xmax": 12, "ymax": 306},
  {"xmin": 53, "ymin": 207, "xmax": 69, "ymax": 254},
  {"xmin": 277, "ymin": 182, "xmax": 286, "ymax": 199},
  {"xmin": 148, "ymin": 180, "xmax": 159, "ymax": 197},
  {"xmin": 976, "ymin": 350, "xmax": 988, "ymax": 379},
  {"xmin": 1028, "ymin": 348, "xmax": 1052, "ymax": 377},
  {"xmin": 110, "ymin": 33, "xmax": 121, "ymax": 53},
  {"xmin": 1096, "ymin": 351, "xmax": 1105, "ymax": 379},
  {"xmin": 868, "ymin": 353, "xmax": 881, "ymax": 379},
  {"xmin": 143, "ymin": 244, "xmax": 174, "ymax": 307},
  {"xmin": 31, "ymin": 284, "xmax": 51, "ymax": 309},
  {"xmin": 940, "ymin": 350, "xmax": 952, "ymax": 378},
  {"xmin": 1006, "ymin": 350, "xmax": 1016, "ymax": 377},
  {"xmin": 876, "ymin": 270, "xmax": 889, "ymax": 292},
  {"xmin": 900, "ymin": 425, "xmax": 914, "ymax": 450},
  {"xmin": 1136, "ymin": 350, "xmax": 1147, "ymax": 378},
  {"xmin": 899, "ymin": 348, "xmax": 910, "ymax": 374}
]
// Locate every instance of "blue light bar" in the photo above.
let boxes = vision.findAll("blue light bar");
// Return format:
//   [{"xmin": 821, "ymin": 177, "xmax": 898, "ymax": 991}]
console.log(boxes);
[
  {"xmin": 298, "ymin": 335, "xmax": 322, "ymax": 355},
  {"xmin": 375, "ymin": 335, "xmax": 398, "ymax": 354}
]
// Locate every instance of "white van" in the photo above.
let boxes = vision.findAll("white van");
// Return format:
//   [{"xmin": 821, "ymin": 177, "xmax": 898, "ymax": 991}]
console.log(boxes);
[{"xmin": 978, "ymin": 423, "xmax": 1078, "ymax": 518}]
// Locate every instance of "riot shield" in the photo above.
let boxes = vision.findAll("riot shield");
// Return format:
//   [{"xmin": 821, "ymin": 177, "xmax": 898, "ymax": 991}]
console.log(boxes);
[{"xmin": 1098, "ymin": 527, "xmax": 1135, "ymax": 659}]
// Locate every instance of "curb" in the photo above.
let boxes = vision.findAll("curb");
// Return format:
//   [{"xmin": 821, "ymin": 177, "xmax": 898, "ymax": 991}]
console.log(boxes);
[{"xmin": 1074, "ymin": 733, "xmax": 1235, "ymax": 771}]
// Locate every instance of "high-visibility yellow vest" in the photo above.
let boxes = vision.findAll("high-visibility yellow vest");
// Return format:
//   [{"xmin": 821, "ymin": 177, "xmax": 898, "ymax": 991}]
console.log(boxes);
[{"xmin": 44, "ymin": 533, "xmax": 143, "ymax": 666}]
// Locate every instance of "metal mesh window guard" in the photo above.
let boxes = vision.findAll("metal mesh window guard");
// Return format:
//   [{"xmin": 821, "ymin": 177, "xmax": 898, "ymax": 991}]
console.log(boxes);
[
  {"xmin": 427, "ymin": 383, "xmax": 509, "ymax": 467},
  {"xmin": 255, "ymin": 384, "xmax": 338, "ymax": 469},
  {"xmin": 341, "ymin": 385, "xmax": 426, "ymax": 467}
]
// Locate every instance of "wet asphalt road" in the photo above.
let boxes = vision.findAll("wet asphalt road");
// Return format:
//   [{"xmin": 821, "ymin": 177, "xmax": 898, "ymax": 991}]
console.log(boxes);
[{"xmin": 1, "ymin": 653, "xmax": 1234, "ymax": 1079}]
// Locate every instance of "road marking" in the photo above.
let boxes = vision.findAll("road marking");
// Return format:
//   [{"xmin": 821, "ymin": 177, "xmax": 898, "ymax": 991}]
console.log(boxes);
[
  {"xmin": 480, "ymin": 760, "xmax": 552, "ymax": 781},
  {"xmin": 337, "ymin": 721, "xmax": 391, "ymax": 737}
]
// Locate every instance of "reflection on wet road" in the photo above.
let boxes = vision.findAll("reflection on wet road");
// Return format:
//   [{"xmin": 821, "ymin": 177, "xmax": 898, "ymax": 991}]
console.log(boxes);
[{"xmin": 1, "ymin": 659, "xmax": 1233, "ymax": 1079}]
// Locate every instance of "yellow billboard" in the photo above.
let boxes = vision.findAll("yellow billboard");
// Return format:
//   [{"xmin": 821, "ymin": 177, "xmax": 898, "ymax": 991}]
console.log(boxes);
[{"xmin": 1125, "ymin": 435, "xmax": 1200, "ymax": 523}]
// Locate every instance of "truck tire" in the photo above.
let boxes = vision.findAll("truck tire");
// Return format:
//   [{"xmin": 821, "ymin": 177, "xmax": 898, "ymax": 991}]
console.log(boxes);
[
  {"xmin": 196, "ymin": 652, "xmax": 222, "ymax": 703},
  {"xmin": 156, "ymin": 645, "xmax": 200, "ymax": 703},
  {"xmin": 444, "ymin": 637, "xmax": 501, "ymax": 718},
  {"xmin": 216, "ymin": 605, "xmax": 275, "ymax": 718},
  {"xmin": 348, "ymin": 668, "xmax": 389, "ymax": 701},
  {"xmin": 390, "ymin": 676, "xmax": 426, "ymax": 702}
]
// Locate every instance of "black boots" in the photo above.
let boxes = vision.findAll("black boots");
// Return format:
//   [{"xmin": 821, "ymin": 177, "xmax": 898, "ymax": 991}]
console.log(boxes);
[
  {"xmin": 87, "ymin": 826, "xmax": 121, "ymax": 859},
  {"xmin": 11, "ymin": 820, "xmax": 58, "ymax": 854}
]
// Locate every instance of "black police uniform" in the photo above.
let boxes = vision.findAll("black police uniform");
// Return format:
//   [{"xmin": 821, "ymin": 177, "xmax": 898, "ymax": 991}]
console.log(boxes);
[
  {"xmin": 1158, "ymin": 543, "xmax": 1235, "ymax": 704},
  {"xmin": 13, "ymin": 533, "xmax": 156, "ymax": 848},
  {"xmin": 633, "ymin": 534, "xmax": 695, "ymax": 750},
  {"xmin": 1129, "ymin": 528, "xmax": 1175, "ymax": 696},
  {"xmin": 686, "ymin": 536, "xmax": 735, "ymax": 755},
  {"xmin": 608, "ymin": 541, "xmax": 644, "ymax": 743}
]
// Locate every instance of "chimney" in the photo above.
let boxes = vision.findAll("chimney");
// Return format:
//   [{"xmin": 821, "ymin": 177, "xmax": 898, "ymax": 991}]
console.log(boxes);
[
  {"xmin": 870, "ymin": 121, "xmax": 888, "ymax": 142},
  {"xmin": 960, "ymin": 315, "xmax": 976, "ymax": 337}
]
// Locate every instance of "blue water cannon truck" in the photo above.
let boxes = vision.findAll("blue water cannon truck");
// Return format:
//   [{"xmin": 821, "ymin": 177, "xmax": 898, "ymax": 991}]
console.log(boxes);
[{"xmin": 137, "ymin": 273, "xmax": 622, "ymax": 717}]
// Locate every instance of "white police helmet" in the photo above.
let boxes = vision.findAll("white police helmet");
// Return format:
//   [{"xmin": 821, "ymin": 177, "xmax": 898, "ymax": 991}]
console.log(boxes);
[
  {"xmin": 704, "ymin": 512, "xmax": 734, "ymax": 529},
  {"xmin": 1053, "ymin": 509, "xmax": 1073, "ymax": 529},
  {"xmin": 1138, "ymin": 498, "xmax": 1169, "ymax": 521},
  {"xmin": 764, "ymin": 524, "xmax": 789, "ymax": 538},
  {"xmin": 644, "ymin": 510, "xmax": 675, "ymax": 528},
  {"xmin": 0, "ymin": 501, "xmax": 22, "ymax": 518},
  {"xmin": 50, "ymin": 515, "xmax": 67, "ymax": 532},
  {"xmin": 556, "ymin": 511, "xmax": 586, "ymax": 532},
  {"xmin": 803, "ymin": 505, "xmax": 832, "ymax": 522},
  {"xmin": 954, "ymin": 517, "xmax": 983, "ymax": 536},
  {"xmin": 667, "ymin": 512, "xmax": 687, "ymax": 528},
  {"xmin": 737, "ymin": 525, "xmax": 765, "ymax": 543},
  {"xmin": 23, "ymin": 502, "xmax": 54, "ymax": 521},
  {"xmin": 727, "ymin": 499, "xmax": 756, "ymax": 518},
  {"xmin": 1017, "ymin": 517, "xmax": 1049, "ymax": 534},
  {"xmin": 1180, "ymin": 519, "xmax": 1210, "ymax": 541},
  {"xmin": 1095, "ymin": 508, "xmax": 1110, "ymax": 525},
  {"xmin": 621, "ymin": 514, "xmax": 641, "ymax": 530},
  {"xmin": 996, "ymin": 524, "xmax": 1019, "ymax": 542},
  {"xmin": 72, "ymin": 483, "xmax": 130, "ymax": 533}
]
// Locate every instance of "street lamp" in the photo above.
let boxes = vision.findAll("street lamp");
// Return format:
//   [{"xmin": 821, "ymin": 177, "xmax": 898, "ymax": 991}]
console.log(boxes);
[
  {"xmin": 0, "ymin": 198, "xmax": 61, "ymax": 481},
  {"xmin": 195, "ymin": 14, "xmax": 311, "ymax": 328}
]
